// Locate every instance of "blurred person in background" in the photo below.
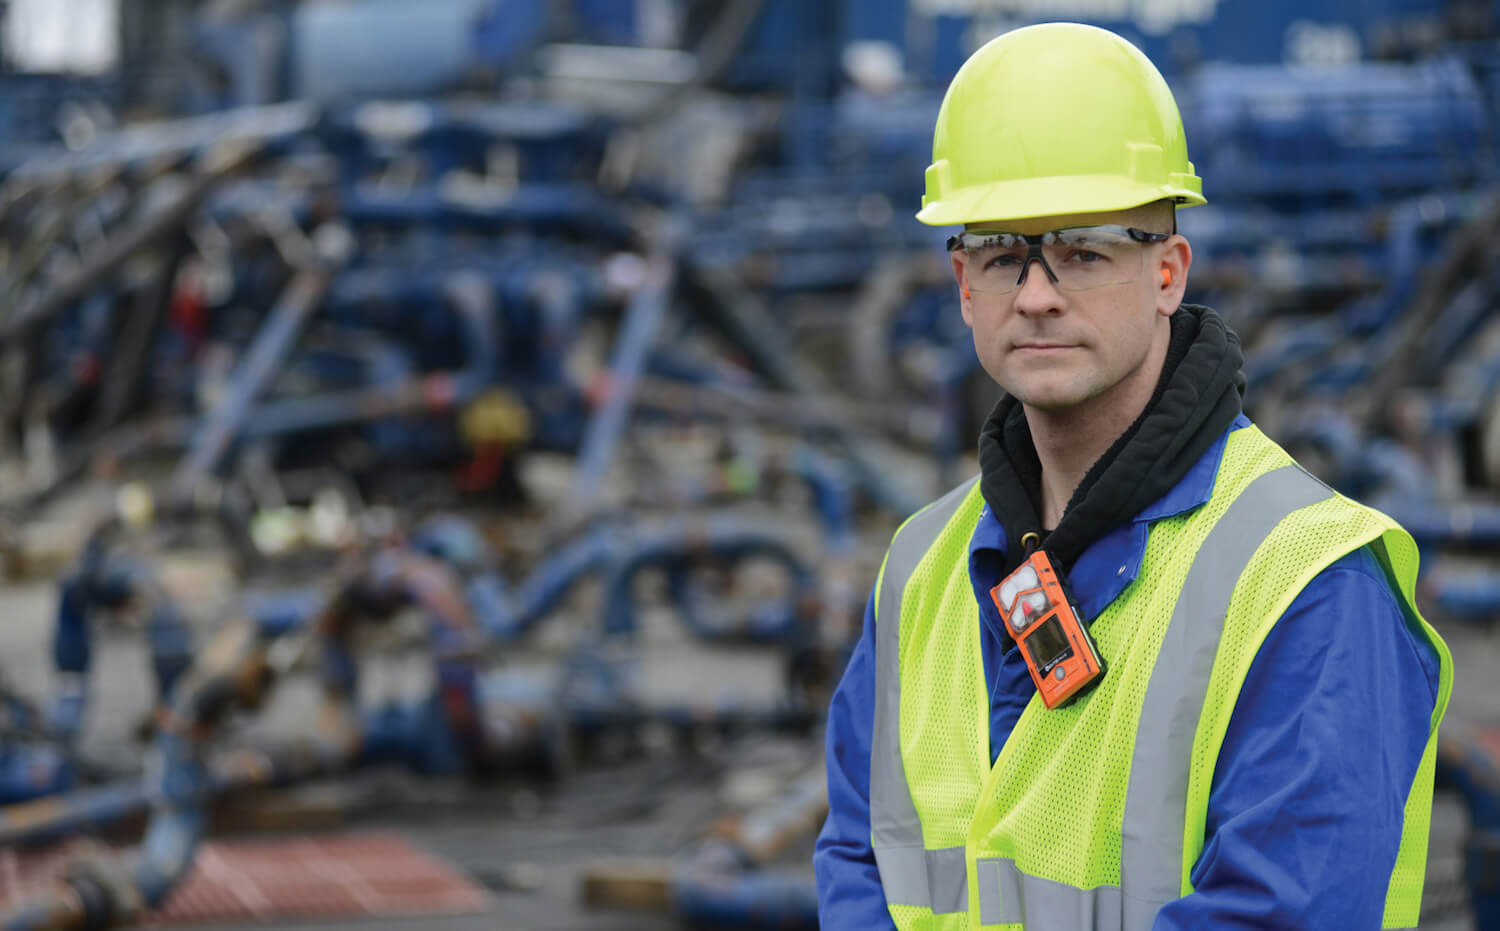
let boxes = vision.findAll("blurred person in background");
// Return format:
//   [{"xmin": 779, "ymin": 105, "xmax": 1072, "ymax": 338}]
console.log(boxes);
[{"xmin": 814, "ymin": 21, "xmax": 1452, "ymax": 930}]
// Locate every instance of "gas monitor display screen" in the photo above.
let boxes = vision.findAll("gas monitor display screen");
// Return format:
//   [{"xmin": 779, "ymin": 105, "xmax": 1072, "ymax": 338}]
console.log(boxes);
[{"xmin": 1025, "ymin": 617, "xmax": 1074, "ymax": 672}]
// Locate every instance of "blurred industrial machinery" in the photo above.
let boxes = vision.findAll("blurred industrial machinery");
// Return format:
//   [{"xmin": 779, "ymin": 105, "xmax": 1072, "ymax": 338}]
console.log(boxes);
[{"xmin": 5, "ymin": 0, "xmax": 1500, "ymax": 928}]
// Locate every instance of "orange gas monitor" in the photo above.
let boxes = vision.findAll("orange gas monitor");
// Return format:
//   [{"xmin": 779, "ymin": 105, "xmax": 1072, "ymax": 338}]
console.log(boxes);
[{"xmin": 990, "ymin": 550, "xmax": 1106, "ymax": 709}]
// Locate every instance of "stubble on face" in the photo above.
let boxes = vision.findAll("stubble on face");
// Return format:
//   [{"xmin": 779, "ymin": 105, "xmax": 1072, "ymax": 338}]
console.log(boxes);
[
  {"xmin": 990, "ymin": 292, "xmax": 1160, "ymax": 412},
  {"xmin": 964, "ymin": 201, "xmax": 1176, "ymax": 413}
]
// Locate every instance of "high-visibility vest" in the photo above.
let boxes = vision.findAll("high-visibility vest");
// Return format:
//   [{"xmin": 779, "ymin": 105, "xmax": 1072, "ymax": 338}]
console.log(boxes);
[{"xmin": 869, "ymin": 426, "xmax": 1453, "ymax": 930}]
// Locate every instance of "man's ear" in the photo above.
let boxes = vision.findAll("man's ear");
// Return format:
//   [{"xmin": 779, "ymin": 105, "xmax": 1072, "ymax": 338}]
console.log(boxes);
[
  {"xmin": 952, "ymin": 251, "xmax": 975, "ymax": 327},
  {"xmin": 1155, "ymin": 235, "xmax": 1192, "ymax": 316}
]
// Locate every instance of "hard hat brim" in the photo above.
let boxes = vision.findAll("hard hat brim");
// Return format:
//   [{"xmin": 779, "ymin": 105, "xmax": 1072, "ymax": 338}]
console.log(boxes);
[{"xmin": 916, "ymin": 174, "xmax": 1206, "ymax": 227}]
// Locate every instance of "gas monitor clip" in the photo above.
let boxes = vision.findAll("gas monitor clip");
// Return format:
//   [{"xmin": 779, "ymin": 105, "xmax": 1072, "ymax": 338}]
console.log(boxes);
[{"xmin": 990, "ymin": 549, "xmax": 1106, "ymax": 709}]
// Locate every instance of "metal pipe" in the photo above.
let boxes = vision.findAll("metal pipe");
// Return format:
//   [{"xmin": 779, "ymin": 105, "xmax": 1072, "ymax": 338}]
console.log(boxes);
[
  {"xmin": 426, "ymin": 516, "xmax": 818, "ymax": 647},
  {"xmin": 1, "ymin": 165, "xmax": 125, "ymax": 306},
  {"xmin": 602, "ymin": 520, "xmax": 817, "ymax": 642},
  {"xmin": 0, "ymin": 619, "xmax": 336, "ymax": 929},
  {"xmin": 679, "ymin": 259, "xmax": 923, "ymax": 516},
  {"xmin": 1436, "ymin": 732, "xmax": 1500, "ymax": 930},
  {"xmin": 482, "ymin": 530, "xmax": 618, "ymax": 641},
  {"xmin": 43, "ymin": 528, "xmax": 194, "ymax": 747},
  {"xmin": 567, "ymin": 702, "xmax": 817, "ymax": 737},
  {"xmin": 4, "ymin": 103, "xmax": 319, "ymax": 190},
  {"xmin": 90, "ymin": 237, "xmax": 189, "ymax": 430},
  {"xmin": 671, "ymin": 872, "xmax": 819, "ymax": 929},
  {"xmin": 1382, "ymin": 505, "xmax": 1500, "ymax": 550},
  {"xmin": 631, "ymin": 375, "xmax": 939, "ymax": 446},
  {"xmin": 583, "ymin": 758, "xmax": 826, "ymax": 926},
  {"xmin": 169, "ymin": 268, "xmax": 332, "ymax": 492},
  {"xmin": 0, "ymin": 141, "xmax": 262, "ymax": 346},
  {"xmin": 1357, "ymin": 194, "xmax": 1500, "ymax": 432},
  {"xmin": 0, "ymin": 784, "xmax": 147, "ymax": 848},
  {"xmin": 566, "ymin": 248, "xmax": 676, "ymax": 522},
  {"xmin": 73, "ymin": 271, "xmax": 499, "ymax": 479}
]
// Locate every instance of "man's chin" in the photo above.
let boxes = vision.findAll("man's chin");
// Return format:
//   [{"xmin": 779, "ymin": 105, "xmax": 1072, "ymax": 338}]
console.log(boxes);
[{"xmin": 1007, "ymin": 379, "xmax": 1094, "ymax": 412}]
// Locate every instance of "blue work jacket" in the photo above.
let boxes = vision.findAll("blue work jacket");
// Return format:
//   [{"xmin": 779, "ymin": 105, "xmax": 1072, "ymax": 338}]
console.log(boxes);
[{"xmin": 814, "ymin": 416, "xmax": 1442, "ymax": 929}]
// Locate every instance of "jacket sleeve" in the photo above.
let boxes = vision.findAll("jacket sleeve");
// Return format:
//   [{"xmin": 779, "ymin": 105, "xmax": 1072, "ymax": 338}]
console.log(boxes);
[
  {"xmin": 814, "ymin": 590, "xmax": 898, "ymax": 930},
  {"xmin": 1153, "ymin": 546, "xmax": 1442, "ymax": 930}
]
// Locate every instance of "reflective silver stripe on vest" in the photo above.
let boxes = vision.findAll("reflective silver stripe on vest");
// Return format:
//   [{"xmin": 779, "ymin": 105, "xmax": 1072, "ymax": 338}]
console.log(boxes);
[
  {"xmin": 1120, "ymin": 464, "xmax": 1333, "ymax": 928},
  {"xmin": 870, "ymin": 465, "xmax": 1339, "ymax": 926},
  {"xmin": 876, "ymin": 845, "xmax": 970, "ymax": 915},
  {"xmin": 871, "ymin": 477, "xmax": 979, "ymax": 914},
  {"xmin": 975, "ymin": 857, "xmax": 1124, "ymax": 928}
]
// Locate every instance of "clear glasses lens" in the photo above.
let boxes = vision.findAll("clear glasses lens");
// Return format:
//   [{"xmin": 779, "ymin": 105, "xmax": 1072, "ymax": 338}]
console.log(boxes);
[{"xmin": 961, "ymin": 225, "xmax": 1149, "ymax": 293}]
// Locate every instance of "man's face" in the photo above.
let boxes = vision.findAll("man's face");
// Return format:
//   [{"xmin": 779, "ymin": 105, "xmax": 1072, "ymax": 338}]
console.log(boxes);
[{"xmin": 950, "ymin": 205, "xmax": 1189, "ymax": 412}]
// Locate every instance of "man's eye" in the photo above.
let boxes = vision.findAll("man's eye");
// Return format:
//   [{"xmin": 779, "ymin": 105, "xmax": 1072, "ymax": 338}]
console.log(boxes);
[
  {"xmin": 1067, "ymin": 249, "xmax": 1106, "ymax": 264},
  {"xmin": 984, "ymin": 253, "xmax": 1023, "ymax": 269}
]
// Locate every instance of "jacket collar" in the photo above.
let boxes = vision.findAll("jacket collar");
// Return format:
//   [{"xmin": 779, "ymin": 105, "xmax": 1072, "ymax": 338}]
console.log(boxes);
[{"xmin": 1134, "ymin": 412, "xmax": 1250, "ymax": 523}]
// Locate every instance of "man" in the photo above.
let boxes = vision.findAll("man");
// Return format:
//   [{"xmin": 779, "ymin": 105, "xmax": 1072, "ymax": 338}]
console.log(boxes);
[{"xmin": 814, "ymin": 22, "xmax": 1452, "ymax": 930}]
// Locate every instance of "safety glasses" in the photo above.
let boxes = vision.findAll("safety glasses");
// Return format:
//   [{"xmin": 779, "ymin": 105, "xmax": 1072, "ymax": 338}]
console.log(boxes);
[{"xmin": 947, "ymin": 224, "xmax": 1169, "ymax": 294}]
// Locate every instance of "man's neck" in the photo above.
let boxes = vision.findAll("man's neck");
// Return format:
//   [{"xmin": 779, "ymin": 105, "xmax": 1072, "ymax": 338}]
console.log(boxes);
[{"xmin": 1026, "ymin": 345, "xmax": 1169, "ymax": 529}]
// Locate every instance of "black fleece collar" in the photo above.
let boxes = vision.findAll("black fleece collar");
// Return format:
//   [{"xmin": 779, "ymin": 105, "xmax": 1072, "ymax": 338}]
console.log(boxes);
[{"xmin": 977, "ymin": 304, "xmax": 1246, "ymax": 576}]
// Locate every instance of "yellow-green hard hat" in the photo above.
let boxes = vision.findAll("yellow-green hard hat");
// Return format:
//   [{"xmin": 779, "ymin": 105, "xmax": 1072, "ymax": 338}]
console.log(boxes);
[{"xmin": 917, "ymin": 22, "xmax": 1206, "ymax": 227}]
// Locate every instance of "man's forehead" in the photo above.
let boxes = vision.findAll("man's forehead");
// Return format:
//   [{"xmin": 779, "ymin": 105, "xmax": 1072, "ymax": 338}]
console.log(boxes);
[{"xmin": 965, "ymin": 206, "xmax": 1158, "ymax": 235}]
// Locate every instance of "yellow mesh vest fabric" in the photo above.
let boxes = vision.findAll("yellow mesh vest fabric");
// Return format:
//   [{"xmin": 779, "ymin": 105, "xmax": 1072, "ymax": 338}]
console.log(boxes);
[
  {"xmin": 886, "ymin": 903, "xmax": 939, "ymax": 931},
  {"xmin": 963, "ymin": 431, "xmax": 1289, "ymax": 901},
  {"xmin": 891, "ymin": 483, "xmax": 989, "ymax": 931},
  {"xmin": 884, "ymin": 426, "xmax": 1450, "ymax": 930},
  {"xmin": 1182, "ymin": 478, "xmax": 1454, "ymax": 927}
]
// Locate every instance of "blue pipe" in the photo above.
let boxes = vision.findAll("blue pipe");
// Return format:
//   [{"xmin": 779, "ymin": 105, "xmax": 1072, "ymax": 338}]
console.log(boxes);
[
  {"xmin": 1384, "ymin": 506, "xmax": 1500, "ymax": 550},
  {"xmin": 793, "ymin": 446, "xmax": 855, "ymax": 555},
  {"xmin": 242, "ymin": 587, "xmax": 323, "ymax": 639},
  {"xmin": 0, "ymin": 782, "xmax": 149, "ymax": 848},
  {"xmin": 442, "ymin": 271, "xmax": 500, "ymax": 398},
  {"xmin": 1421, "ymin": 566, "xmax": 1500, "ymax": 622},
  {"xmin": 357, "ymin": 696, "xmax": 465, "ymax": 776},
  {"xmin": 602, "ymin": 521, "xmax": 817, "ymax": 642},
  {"xmin": 636, "ymin": 759, "xmax": 826, "ymax": 929},
  {"xmin": 170, "ymin": 270, "xmax": 331, "ymax": 489},
  {"xmin": 146, "ymin": 602, "xmax": 194, "ymax": 706},
  {"xmin": 411, "ymin": 514, "xmax": 820, "ymax": 647},
  {"xmin": 134, "ymin": 729, "xmax": 208, "ymax": 908},
  {"xmin": 411, "ymin": 515, "xmax": 496, "ymax": 575},
  {"xmin": 47, "ymin": 544, "xmax": 194, "ymax": 747},
  {"xmin": 672, "ymin": 872, "xmax": 819, "ymax": 929},
  {"xmin": 1342, "ymin": 194, "xmax": 1472, "ymax": 336},
  {"xmin": 49, "ymin": 578, "xmax": 93, "ymax": 742},
  {"xmin": 568, "ymin": 251, "xmax": 676, "ymax": 518},
  {"xmin": 1436, "ymin": 733, "xmax": 1500, "ymax": 930},
  {"xmin": 0, "ymin": 743, "xmax": 74, "ymax": 806},
  {"xmin": 480, "ymin": 530, "xmax": 618, "ymax": 642},
  {"xmin": 209, "ymin": 270, "xmax": 500, "ymax": 448},
  {"xmin": 2, "ymin": 900, "xmax": 66, "ymax": 931}
]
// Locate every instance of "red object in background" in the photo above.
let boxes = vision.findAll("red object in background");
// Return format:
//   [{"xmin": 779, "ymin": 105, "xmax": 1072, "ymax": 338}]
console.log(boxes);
[
  {"xmin": 169, "ymin": 275, "xmax": 208, "ymax": 355},
  {"xmin": 0, "ymin": 832, "xmax": 490, "ymax": 926},
  {"xmin": 458, "ymin": 443, "xmax": 507, "ymax": 492}
]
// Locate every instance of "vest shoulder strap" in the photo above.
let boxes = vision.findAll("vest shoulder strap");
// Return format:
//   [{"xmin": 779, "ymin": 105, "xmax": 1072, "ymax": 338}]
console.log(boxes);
[
  {"xmin": 1120, "ymin": 462, "xmax": 1336, "ymax": 917},
  {"xmin": 870, "ymin": 476, "xmax": 980, "ymax": 915},
  {"xmin": 874, "ymin": 476, "xmax": 981, "ymax": 624}
]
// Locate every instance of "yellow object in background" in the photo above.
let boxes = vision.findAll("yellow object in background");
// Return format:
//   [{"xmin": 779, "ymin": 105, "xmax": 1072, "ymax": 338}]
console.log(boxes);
[{"xmin": 460, "ymin": 389, "xmax": 533, "ymax": 448}]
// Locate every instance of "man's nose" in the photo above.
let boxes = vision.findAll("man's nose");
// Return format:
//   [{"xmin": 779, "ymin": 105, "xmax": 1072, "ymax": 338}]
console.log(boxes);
[{"xmin": 1013, "ymin": 256, "xmax": 1063, "ymax": 315}]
